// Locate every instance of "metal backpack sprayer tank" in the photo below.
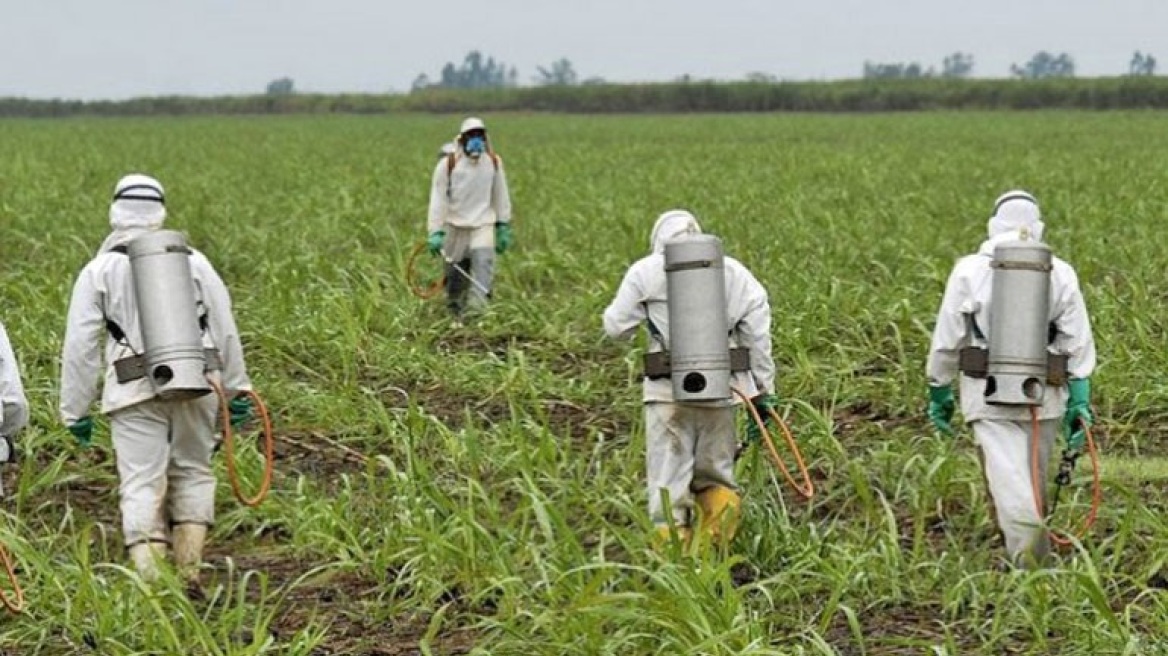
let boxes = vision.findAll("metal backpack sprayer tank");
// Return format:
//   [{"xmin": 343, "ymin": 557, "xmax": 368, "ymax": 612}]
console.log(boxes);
[
  {"xmin": 663, "ymin": 234, "xmax": 733, "ymax": 402},
  {"xmin": 124, "ymin": 230, "xmax": 213, "ymax": 400},
  {"xmin": 984, "ymin": 236, "xmax": 1056, "ymax": 406}
]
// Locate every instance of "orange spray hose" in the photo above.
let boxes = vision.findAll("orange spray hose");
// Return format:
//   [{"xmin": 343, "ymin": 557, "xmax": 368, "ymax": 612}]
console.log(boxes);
[
  {"xmin": 209, "ymin": 380, "xmax": 275, "ymax": 507},
  {"xmin": 0, "ymin": 544, "xmax": 23, "ymax": 614},
  {"xmin": 405, "ymin": 242, "xmax": 445, "ymax": 300},
  {"xmin": 1028, "ymin": 406, "xmax": 1102, "ymax": 546},
  {"xmin": 732, "ymin": 387, "xmax": 815, "ymax": 499}
]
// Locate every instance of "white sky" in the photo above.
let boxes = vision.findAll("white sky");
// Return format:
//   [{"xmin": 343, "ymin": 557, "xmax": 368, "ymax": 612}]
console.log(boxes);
[{"xmin": 1, "ymin": 0, "xmax": 1163, "ymax": 99}]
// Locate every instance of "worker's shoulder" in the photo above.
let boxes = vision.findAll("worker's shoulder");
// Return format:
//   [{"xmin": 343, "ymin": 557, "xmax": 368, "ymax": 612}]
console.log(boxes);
[
  {"xmin": 628, "ymin": 252, "xmax": 660, "ymax": 272},
  {"xmin": 68, "ymin": 251, "xmax": 121, "ymax": 293},
  {"xmin": 1050, "ymin": 255, "xmax": 1081, "ymax": 284},
  {"xmin": 186, "ymin": 247, "xmax": 221, "ymax": 273},
  {"xmin": 724, "ymin": 255, "xmax": 765, "ymax": 284},
  {"xmin": 619, "ymin": 252, "xmax": 664, "ymax": 280},
  {"xmin": 952, "ymin": 252, "xmax": 989, "ymax": 273},
  {"xmin": 1051, "ymin": 254, "xmax": 1076, "ymax": 273},
  {"xmin": 723, "ymin": 255, "xmax": 753, "ymax": 274},
  {"xmin": 85, "ymin": 250, "xmax": 125, "ymax": 274}
]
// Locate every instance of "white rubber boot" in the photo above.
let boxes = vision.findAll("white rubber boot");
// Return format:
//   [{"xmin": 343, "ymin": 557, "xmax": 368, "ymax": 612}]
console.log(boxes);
[
  {"xmin": 128, "ymin": 542, "xmax": 167, "ymax": 583},
  {"xmin": 172, "ymin": 523, "xmax": 208, "ymax": 582}
]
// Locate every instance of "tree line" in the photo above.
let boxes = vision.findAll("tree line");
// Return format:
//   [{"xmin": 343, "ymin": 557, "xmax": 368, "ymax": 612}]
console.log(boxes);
[
  {"xmin": 1, "ymin": 49, "xmax": 1163, "ymax": 117},
  {"xmin": 6, "ymin": 76, "xmax": 1168, "ymax": 118},
  {"xmin": 407, "ymin": 51, "xmax": 605, "ymax": 92},
  {"xmin": 403, "ymin": 49, "xmax": 1158, "ymax": 90},
  {"xmin": 261, "ymin": 47, "xmax": 1161, "ymax": 95},
  {"xmin": 862, "ymin": 50, "xmax": 1158, "ymax": 80},
  {"xmin": 257, "ymin": 49, "xmax": 1157, "ymax": 93}
]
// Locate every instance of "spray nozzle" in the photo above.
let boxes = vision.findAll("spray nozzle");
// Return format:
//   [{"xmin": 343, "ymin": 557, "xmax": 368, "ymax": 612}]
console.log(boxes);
[{"xmin": 1054, "ymin": 449, "xmax": 1080, "ymax": 487}]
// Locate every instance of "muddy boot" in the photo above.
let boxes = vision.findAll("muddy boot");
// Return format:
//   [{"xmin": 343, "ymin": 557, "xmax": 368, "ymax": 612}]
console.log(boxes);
[
  {"xmin": 696, "ymin": 485, "xmax": 742, "ymax": 548},
  {"xmin": 172, "ymin": 523, "xmax": 208, "ymax": 586},
  {"xmin": 128, "ymin": 542, "xmax": 167, "ymax": 583}
]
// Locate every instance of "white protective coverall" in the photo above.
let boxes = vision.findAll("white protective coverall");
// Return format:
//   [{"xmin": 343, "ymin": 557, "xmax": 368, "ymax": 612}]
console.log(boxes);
[
  {"xmin": 59, "ymin": 175, "xmax": 252, "ymax": 578},
  {"xmin": 927, "ymin": 192, "xmax": 1096, "ymax": 564},
  {"xmin": 603, "ymin": 210, "xmax": 776, "ymax": 543},
  {"xmin": 0, "ymin": 321, "xmax": 30, "ymax": 497},
  {"xmin": 427, "ymin": 119, "xmax": 512, "ymax": 315}
]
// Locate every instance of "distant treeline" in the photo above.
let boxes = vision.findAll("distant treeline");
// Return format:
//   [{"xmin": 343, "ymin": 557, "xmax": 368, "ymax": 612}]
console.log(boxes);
[{"xmin": 4, "ymin": 77, "xmax": 1168, "ymax": 118}]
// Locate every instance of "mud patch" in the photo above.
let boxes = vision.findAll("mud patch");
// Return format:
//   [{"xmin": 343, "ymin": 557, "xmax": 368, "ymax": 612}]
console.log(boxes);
[
  {"xmin": 536, "ymin": 398, "xmax": 631, "ymax": 444},
  {"xmin": 833, "ymin": 401, "xmax": 919, "ymax": 439},
  {"xmin": 822, "ymin": 602, "xmax": 1029, "ymax": 655},
  {"xmin": 432, "ymin": 332, "xmax": 626, "ymax": 378},
  {"xmin": 274, "ymin": 431, "xmax": 370, "ymax": 482},
  {"xmin": 197, "ymin": 551, "xmax": 482, "ymax": 655},
  {"xmin": 823, "ymin": 602, "xmax": 946, "ymax": 652},
  {"xmin": 894, "ymin": 510, "xmax": 969, "ymax": 553},
  {"xmin": 1091, "ymin": 413, "xmax": 1168, "ymax": 457},
  {"xmin": 364, "ymin": 366, "xmax": 631, "ymax": 446},
  {"xmin": 16, "ymin": 448, "xmax": 121, "ymax": 527},
  {"xmin": 731, "ymin": 561, "xmax": 761, "ymax": 587},
  {"xmin": 539, "ymin": 347, "xmax": 628, "ymax": 380},
  {"xmin": 410, "ymin": 384, "xmax": 511, "ymax": 429},
  {"xmin": 433, "ymin": 333, "xmax": 523, "ymax": 359}
]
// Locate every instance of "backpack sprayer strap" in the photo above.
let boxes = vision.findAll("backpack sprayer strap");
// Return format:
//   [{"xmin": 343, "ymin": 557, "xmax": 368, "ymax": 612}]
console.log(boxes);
[
  {"xmin": 446, "ymin": 151, "xmax": 500, "ymax": 200},
  {"xmin": 641, "ymin": 302, "xmax": 751, "ymax": 379},
  {"xmin": 958, "ymin": 347, "xmax": 1069, "ymax": 386},
  {"xmin": 958, "ymin": 312, "xmax": 1068, "ymax": 385},
  {"xmin": 113, "ymin": 348, "xmax": 223, "ymax": 384},
  {"xmin": 643, "ymin": 347, "xmax": 751, "ymax": 380}
]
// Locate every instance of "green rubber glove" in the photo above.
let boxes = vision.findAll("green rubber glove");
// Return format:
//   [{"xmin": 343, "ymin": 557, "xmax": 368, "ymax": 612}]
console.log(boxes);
[
  {"xmin": 495, "ymin": 223, "xmax": 513, "ymax": 254},
  {"xmin": 68, "ymin": 416, "xmax": 94, "ymax": 448},
  {"xmin": 745, "ymin": 393, "xmax": 779, "ymax": 444},
  {"xmin": 1063, "ymin": 378, "xmax": 1093, "ymax": 452},
  {"xmin": 427, "ymin": 230, "xmax": 445, "ymax": 256},
  {"xmin": 229, "ymin": 396, "xmax": 254, "ymax": 430},
  {"xmin": 927, "ymin": 385, "xmax": 956, "ymax": 436}
]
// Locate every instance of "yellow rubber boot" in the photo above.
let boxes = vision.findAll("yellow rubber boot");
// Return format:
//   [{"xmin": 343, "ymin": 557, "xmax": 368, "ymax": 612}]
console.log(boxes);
[
  {"xmin": 696, "ymin": 486, "xmax": 742, "ymax": 547},
  {"xmin": 653, "ymin": 524, "xmax": 692, "ymax": 552}
]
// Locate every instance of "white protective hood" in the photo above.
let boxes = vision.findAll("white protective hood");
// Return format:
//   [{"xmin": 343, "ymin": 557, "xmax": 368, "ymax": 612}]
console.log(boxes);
[
  {"xmin": 987, "ymin": 190, "xmax": 1044, "ymax": 242},
  {"xmin": 100, "ymin": 174, "xmax": 167, "ymax": 253},
  {"xmin": 649, "ymin": 209, "xmax": 701, "ymax": 253}
]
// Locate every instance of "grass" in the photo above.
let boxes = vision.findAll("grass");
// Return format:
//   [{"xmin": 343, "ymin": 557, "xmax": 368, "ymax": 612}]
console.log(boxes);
[{"xmin": 0, "ymin": 111, "xmax": 1165, "ymax": 654}]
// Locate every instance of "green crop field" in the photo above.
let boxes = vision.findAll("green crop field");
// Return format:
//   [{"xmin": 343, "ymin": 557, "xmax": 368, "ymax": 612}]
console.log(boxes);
[{"xmin": 0, "ymin": 112, "xmax": 1166, "ymax": 654}]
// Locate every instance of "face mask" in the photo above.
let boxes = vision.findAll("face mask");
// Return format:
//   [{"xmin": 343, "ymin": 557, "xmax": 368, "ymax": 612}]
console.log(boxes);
[{"xmin": 464, "ymin": 136, "xmax": 486, "ymax": 156}]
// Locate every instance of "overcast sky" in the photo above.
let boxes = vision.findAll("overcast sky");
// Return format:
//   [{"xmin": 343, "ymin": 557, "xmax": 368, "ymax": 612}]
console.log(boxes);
[{"xmin": 2, "ymin": 0, "xmax": 1163, "ymax": 100}]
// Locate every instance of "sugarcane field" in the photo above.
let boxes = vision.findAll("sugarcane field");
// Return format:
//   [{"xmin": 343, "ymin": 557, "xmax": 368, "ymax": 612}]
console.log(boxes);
[{"xmin": 0, "ymin": 110, "xmax": 1164, "ymax": 654}]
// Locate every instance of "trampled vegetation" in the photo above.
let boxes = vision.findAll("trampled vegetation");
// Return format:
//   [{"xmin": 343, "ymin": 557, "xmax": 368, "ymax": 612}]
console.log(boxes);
[{"xmin": 0, "ymin": 112, "xmax": 1165, "ymax": 654}]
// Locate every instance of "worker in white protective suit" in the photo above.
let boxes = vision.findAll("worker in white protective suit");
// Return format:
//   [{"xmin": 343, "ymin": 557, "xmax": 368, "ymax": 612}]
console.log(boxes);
[
  {"xmin": 0, "ymin": 322, "xmax": 30, "ymax": 498},
  {"xmin": 927, "ymin": 190, "xmax": 1096, "ymax": 567},
  {"xmin": 603, "ymin": 210, "xmax": 778, "ymax": 548},
  {"xmin": 59, "ymin": 174, "xmax": 253, "ymax": 583},
  {"xmin": 426, "ymin": 117, "xmax": 513, "ymax": 322}
]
